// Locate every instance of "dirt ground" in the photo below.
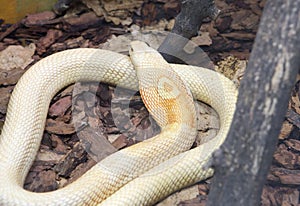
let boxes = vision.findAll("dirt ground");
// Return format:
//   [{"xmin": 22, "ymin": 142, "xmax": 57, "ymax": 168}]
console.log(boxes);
[{"xmin": 0, "ymin": 0, "xmax": 299, "ymax": 205}]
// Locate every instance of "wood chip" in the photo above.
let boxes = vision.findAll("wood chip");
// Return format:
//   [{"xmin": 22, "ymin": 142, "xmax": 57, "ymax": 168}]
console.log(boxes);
[
  {"xmin": 49, "ymin": 96, "xmax": 72, "ymax": 117},
  {"xmin": 45, "ymin": 118, "xmax": 75, "ymax": 135}
]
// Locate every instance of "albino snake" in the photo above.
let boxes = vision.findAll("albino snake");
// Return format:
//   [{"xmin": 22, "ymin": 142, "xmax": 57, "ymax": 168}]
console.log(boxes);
[{"xmin": 0, "ymin": 41, "xmax": 237, "ymax": 205}]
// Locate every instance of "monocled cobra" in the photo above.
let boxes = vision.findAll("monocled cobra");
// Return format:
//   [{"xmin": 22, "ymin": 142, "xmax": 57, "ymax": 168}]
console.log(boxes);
[{"xmin": 0, "ymin": 41, "xmax": 237, "ymax": 205}]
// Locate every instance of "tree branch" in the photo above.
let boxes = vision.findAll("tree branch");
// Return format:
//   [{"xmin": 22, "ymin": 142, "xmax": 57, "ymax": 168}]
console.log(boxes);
[
  {"xmin": 206, "ymin": 1, "xmax": 300, "ymax": 205},
  {"xmin": 158, "ymin": 0, "xmax": 219, "ymax": 68}
]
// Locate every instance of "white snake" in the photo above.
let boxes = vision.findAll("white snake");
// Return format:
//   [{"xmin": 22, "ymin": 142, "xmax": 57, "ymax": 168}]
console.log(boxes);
[{"xmin": 0, "ymin": 41, "xmax": 237, "ymax": 205}]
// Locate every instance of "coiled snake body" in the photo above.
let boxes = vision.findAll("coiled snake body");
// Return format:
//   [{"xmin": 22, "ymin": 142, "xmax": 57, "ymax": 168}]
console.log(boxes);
[{"xmin": 0, "ymin": 41, "xmax": 237, "ymax": 205}]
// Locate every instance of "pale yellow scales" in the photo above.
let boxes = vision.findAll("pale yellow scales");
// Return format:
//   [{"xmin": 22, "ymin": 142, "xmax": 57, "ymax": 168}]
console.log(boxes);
[{"xmin": 0, "ymin": 41, "xmax": 237, "ymax": 205}]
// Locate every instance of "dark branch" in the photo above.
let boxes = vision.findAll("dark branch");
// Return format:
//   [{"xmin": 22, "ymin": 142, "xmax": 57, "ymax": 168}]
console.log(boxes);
[
  {"xmin": 172, "ymin": 0, "xmax": 219, "ymax": 38},
  {"xmin": 158, "ymin": 0, "xmax": 219, "ymax": 68},
  {"xmin": 207, "ymin": 1, "xmax": 300, "ymax": 205}
]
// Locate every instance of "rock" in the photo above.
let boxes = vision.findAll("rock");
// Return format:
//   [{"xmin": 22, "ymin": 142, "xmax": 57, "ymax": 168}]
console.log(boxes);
[{"xmin": 0, "ymin": 43, "xmax": 35, "ymax": 70}]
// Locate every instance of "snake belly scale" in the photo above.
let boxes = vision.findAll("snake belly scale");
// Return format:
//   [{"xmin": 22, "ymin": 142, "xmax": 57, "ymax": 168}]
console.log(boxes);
[{"xmin": 0, "ymin": 41, "xmax": 237, "ymax": 205}]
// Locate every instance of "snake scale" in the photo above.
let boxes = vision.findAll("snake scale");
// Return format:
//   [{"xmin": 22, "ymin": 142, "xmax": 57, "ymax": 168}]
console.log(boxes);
[{"xmin": 0, "ymin": 41, "xmax": 237, "ymax": 205}]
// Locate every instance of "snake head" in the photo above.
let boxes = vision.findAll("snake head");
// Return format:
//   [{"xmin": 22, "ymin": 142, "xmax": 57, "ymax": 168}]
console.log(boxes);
[
  {"xmin": 129, "ymin": 41, "xmax": 158, "ymax": 68},
  {"xmin": 129, "ymin": 41, "xmax": 155, "ymax": 53}
]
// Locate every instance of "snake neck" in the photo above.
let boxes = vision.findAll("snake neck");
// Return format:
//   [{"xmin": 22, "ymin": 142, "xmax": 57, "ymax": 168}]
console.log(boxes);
[{"xmin": 130, "ymin": 47, "xmax": 197, "ymax": 130}]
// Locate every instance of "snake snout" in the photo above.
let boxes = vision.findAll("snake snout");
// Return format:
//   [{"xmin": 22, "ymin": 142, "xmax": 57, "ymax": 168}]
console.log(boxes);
[{"xmin": 129, "ymin": 41, "xmax": 156, "ymax": 54}]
